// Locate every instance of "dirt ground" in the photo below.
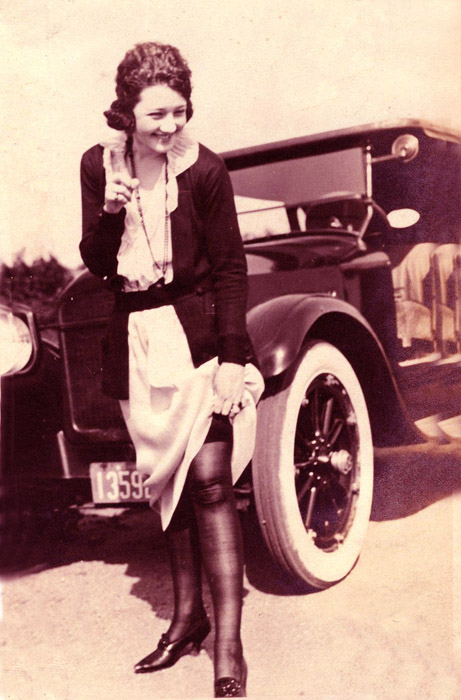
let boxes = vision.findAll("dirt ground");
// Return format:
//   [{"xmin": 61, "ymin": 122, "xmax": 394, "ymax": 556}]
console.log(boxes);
[{"xmin": 1, "ymin": 442, "xmax": 461, "ymax": 700}]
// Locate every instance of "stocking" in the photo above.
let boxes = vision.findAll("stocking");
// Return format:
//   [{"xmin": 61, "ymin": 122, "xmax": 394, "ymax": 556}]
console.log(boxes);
[
  {"xmin": 164, "ymin": 488, "xmax": 205, "ymax": 642},
  {"xmin": 188, "ymin": 433, "xmax": 244, "ymax": 680}
]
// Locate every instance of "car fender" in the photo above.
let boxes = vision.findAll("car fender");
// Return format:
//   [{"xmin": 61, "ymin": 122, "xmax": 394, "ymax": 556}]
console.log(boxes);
[
  {"xmin": 246, "ymin": 293, "xmax": 420, "ymax": 446},
  {"xmin": 247, "ymin": 294, "xmax": 382, "ymax": 377}
]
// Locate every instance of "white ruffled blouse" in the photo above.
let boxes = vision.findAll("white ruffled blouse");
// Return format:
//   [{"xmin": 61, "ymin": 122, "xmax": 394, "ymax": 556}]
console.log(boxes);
[{"xmin": 100, "ymin": 128, "xmax": 199, "ymax": 291}]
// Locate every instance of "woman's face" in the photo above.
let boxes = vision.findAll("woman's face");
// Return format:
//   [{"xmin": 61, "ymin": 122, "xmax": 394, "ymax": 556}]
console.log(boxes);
[{"xmin": 132, "ymin": 84, "xmax": 188, "ymax": 156}]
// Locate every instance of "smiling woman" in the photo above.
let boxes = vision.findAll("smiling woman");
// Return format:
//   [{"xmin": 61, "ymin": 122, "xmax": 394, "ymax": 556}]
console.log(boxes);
[{"xmin": 78, "ymin": 41, "xmax": 264, "ymax": 698}]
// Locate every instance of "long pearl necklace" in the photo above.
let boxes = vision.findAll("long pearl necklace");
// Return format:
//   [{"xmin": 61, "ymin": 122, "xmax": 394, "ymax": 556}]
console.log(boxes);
[{"xmin": 129, "ymin": 151, "xmax": 169, "ymax": 281}]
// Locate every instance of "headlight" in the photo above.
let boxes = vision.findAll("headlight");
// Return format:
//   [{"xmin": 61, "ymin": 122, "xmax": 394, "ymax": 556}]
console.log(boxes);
[{"xmin": 0, "ymin": 308, "xmax": 34, "ymax": 375}]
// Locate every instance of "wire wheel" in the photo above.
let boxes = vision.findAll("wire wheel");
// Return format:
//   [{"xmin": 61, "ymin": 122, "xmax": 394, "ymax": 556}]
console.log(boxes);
[{"xmin": 252, "ymin": 341, "xmax": 373, "ymax": 588}]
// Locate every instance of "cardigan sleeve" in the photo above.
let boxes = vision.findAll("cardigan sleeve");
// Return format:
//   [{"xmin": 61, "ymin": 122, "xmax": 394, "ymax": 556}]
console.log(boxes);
[
  {"xmin": 197, "ymin": 148, "xmax": 249, "ymax": 366},
  {"xmin": 79, "ymin": 145, "xmax": 126, "ymax": 279}
]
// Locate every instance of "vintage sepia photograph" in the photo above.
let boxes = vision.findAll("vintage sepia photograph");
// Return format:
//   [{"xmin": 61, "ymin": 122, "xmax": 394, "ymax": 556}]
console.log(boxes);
[{"xmin": 1, "ymin": 1, "xmax": 460, "ymax": 698}]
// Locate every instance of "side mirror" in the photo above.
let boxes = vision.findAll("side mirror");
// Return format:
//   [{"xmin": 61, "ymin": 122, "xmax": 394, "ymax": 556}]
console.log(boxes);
[
  {"xmin": 371, "ymin": 134, "xmax": 420, "ymax": 164},
  {"xmin": 391, "ymin": 134, "xmax": 420, "ymax": 162}
]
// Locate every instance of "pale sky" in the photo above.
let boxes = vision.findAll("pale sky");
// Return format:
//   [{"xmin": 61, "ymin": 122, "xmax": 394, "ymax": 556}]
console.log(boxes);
[{"xmin": 1, "ymin": 0, "xmax": 460, "ymax": 267}]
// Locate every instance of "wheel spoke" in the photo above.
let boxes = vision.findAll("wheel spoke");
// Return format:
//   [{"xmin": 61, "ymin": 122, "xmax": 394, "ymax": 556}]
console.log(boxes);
[
  {"xmin": 295, "ymin": 458, "xmax": 317, "ymax": 469},
  {"xmin": 322, "ymin": 397, "xmax": 334, "ymax": 435},
  {"xmin": 324, "ymin": 469, "xmax": 348, "ymax": 499},
  {"xmin": 326, "ymin": 492, "xmax": 342, "ymax": 520},
  {"xmin": 327, "ymin": 417, "xmax": 345, "ymax": 446},
  {"xmin": 297, "ymin": 472, "xmax": 315, "ymax": 501},
  {"xmin": 304, "ymin": 485, "xmax": 317, "ymax": 529}
]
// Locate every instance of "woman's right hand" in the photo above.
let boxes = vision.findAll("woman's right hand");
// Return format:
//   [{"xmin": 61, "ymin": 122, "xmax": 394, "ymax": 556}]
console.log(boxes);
[{"xmin": 103, "ymin": 173, "xmax": 139, "ymax": 214}]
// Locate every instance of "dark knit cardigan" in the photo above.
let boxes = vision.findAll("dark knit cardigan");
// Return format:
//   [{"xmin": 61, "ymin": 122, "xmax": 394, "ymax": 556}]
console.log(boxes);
[{"xmin": 80, "ymin": 142, "xmax": 254, "ymax": 399}]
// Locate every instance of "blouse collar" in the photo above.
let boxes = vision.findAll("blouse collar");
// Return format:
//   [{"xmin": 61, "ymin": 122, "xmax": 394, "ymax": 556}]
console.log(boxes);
[
  {"xmin": 99, "ymin": 127, "xmax": 199, "ymax": 174},
  {"xmin": 166, "ymin": 129, "xmax": 199, "ymax": 176},
  {"xmin": 99, "ymin": 127, "xmax": 199, "ymax": 215}
]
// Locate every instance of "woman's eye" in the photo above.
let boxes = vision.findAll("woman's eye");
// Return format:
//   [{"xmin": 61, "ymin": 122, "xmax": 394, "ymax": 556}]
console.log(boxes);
[{"xmin": 174, "ymin": 110, "xmax": 186, "ymax": 117}]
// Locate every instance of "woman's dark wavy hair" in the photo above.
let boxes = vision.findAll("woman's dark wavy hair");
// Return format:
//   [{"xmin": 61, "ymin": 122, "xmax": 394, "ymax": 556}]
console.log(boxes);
[{"xmin": 104, "ymin": 42, "xmax": 193, "ymax": 132}]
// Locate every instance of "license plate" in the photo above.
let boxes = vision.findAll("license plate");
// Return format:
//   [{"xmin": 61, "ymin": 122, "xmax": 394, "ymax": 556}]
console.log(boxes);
[{"xmin": 90, "ymin": 462, "xmax": 151, "ymax": 504}]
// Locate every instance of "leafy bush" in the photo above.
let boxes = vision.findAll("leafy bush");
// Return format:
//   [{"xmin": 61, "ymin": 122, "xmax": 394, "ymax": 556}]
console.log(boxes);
[{"xmin": 0, "ymin": 254, "xmax": 74, "ymax": 325}]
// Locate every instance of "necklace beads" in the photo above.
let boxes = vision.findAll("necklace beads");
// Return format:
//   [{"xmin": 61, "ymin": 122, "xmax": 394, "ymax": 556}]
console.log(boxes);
[{"xmin": 129, "ymin": 151, "xmax": 170, "ymax": 280}]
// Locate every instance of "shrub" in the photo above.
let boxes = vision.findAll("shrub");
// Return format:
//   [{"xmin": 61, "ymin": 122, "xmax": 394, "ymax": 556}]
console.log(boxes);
[{"xmin": 0, "ymin": 254, "xmax": 74, "ymax": 325}]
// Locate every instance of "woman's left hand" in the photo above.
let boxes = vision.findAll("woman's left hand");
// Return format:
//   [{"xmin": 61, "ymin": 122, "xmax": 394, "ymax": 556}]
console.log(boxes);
[{"xmin": 213, "ymin": 362, "xmax": 246, "ymax": 417}]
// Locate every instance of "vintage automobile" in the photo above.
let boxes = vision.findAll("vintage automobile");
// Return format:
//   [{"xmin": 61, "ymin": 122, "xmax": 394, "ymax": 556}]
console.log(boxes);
[{"xmin": 1, "ymin": 119, "xmax": 460, "ymax": 587}]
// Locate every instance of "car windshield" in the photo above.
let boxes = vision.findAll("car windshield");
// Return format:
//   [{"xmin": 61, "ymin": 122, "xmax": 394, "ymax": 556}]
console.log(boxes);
[{"xmin": 229, "ymin": 147, "xmax": 366, "ymax": 241}]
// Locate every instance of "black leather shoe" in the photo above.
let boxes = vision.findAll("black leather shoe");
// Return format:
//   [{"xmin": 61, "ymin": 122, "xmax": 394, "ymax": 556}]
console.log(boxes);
[
  {"xmin": 134, "ymin": 616, "xmax": 211, "ymax": 674},
  {"xmin": 214, "ymin": 658, "xmax": 247, "ymax": 697}
]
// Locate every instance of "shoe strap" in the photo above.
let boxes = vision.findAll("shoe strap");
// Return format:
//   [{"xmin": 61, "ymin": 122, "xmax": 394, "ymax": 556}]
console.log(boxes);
[
  {"xmin": 158, "ymin": 617, "xmax": 209, "ymax": 651},
  {"xmin": 158, "ymin": 633, "xmax": 172, "ymax": 650}
]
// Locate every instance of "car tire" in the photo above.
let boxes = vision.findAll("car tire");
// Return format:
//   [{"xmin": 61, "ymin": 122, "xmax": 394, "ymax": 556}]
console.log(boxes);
[{"xmin": 252, "ymin": 340, "xmax": 373, "ymax": 589}]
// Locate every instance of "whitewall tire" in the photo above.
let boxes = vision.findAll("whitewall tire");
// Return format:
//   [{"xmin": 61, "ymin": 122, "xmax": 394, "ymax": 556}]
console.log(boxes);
[{"xmin": 252, "ymin": 341, "xmax": 373, "ymax": 588}]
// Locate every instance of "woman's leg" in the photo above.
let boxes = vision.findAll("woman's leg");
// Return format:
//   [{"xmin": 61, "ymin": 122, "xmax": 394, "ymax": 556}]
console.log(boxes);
[
  {"xmin": 164, "ymin": 490, "xmax": 207, "ymax": 641},
  {"xmin": 134, "ymin": 489, "xmax": 209, "ymax": 673},
  {"xmin": 188, "ymin": 423, "xmax": 245, "ymax": 681}
]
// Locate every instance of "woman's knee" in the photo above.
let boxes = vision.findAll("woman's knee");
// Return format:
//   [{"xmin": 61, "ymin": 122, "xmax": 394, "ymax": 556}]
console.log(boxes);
[
  {"xmin": 189, "ymin": 476, "xmax": 233, "ymax": 506},
  {"xmin": 188, "ymin": 436, "xmax": 234, "ymax": 507}
]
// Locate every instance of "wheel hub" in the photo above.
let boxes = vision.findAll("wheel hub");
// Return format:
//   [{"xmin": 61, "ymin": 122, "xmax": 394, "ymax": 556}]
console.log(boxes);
[{"xmin": 330, "ymin": 449, "xmax": 353, "ymax": 475}]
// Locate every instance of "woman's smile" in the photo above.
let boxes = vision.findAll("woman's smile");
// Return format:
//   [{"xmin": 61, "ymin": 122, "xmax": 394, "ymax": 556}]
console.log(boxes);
[{"xmin": 152, "ymin": 132, "xmax": 175, "ymax": 146}]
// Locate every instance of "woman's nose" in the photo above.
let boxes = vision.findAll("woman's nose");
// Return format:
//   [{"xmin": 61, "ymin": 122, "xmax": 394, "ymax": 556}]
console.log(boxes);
[{"xmin": 160, "ymin": 113, "xmax": 177, "ymax": 133}]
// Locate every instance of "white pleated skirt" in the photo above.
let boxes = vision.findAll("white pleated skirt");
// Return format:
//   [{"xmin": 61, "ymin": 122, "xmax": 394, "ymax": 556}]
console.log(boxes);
[{"xmin": 119, "ymin": 305, "xmax": 264, "ymax": 530}]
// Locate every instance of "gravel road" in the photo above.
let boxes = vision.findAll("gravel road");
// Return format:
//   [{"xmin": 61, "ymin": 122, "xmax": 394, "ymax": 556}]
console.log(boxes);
[{"xmin": 1, "ymin": 443, "xmax": 461, "ymax": 700}]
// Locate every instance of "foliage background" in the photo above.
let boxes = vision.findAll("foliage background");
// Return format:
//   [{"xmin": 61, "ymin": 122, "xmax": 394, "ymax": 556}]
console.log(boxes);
[{"xmin": 0, "ymin": 255, "xmax": 74, "ymax": 324}]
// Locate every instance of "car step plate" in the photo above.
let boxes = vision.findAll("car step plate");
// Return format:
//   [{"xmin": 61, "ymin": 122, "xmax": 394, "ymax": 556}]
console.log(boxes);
[{"xmin": 90, "ymin": 462, "xmax": 151, "ymax": 504}]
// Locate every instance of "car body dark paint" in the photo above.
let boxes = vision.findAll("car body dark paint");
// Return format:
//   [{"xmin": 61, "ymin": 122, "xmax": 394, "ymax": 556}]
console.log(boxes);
[
  {"xmin": 2, "ymin": 119, "xmax": 460, "ymax": 491},
  {"xmin": 1, "ymin": 338, "xmax": 63, "ymax": 479}
]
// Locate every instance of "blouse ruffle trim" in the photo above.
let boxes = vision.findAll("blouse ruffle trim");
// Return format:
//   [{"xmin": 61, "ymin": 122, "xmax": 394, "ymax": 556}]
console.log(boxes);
[
  {"xmin": 99, "ymin": 126, "xmax": 199, "ymax": 215},
  {"xmin": 99, "ymin": 128, "xmax": 199, "ymax": 289}
]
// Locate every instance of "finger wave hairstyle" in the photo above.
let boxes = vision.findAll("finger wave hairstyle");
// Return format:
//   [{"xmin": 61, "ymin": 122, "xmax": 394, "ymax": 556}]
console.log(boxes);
[{"xmin": 104, "ymin": 42, "xmax": 193, "ymax": 132}]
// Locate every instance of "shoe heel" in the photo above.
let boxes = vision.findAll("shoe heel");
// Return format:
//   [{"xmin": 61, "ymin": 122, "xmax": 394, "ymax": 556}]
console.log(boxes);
[
  {"xmin": 190, "ymin": 642, "xmax": 202, "ymax": 657},
  {"xmin": 191, "ymin": 619, "xmax": 211, "ymax": 655}
]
